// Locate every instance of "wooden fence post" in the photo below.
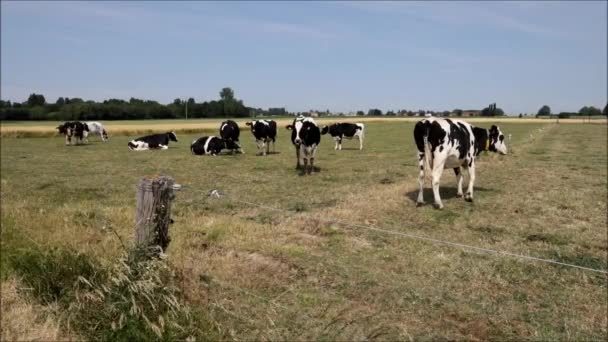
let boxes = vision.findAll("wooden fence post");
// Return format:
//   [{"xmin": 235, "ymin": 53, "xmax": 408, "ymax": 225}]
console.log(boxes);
[{"xmin": 134, "ymin": 175, "xmax": 180, "ymax": 257}]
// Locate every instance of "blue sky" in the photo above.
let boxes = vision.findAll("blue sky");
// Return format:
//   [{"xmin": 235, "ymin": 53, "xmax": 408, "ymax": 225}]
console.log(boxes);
[{"xmin": 1, "ymin": 1, "xmax": 606, "ymax": 114}]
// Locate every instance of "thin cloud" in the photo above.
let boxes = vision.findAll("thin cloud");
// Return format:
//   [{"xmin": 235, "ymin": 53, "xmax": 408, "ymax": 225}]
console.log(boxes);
[{"xmin": 340, "ymin": 1, "xmax": 570, "ymax": 40}]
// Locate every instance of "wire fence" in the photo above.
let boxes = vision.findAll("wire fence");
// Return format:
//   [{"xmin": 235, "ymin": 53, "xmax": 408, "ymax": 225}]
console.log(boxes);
[{"xmin": 199, "ymin": 188, "xmax": 607, "ymax": 275}]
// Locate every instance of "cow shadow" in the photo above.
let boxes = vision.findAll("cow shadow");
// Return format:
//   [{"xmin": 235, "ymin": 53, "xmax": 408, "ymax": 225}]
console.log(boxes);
[
  {"xmin": 297, "ymin": 166, "xmax": 322, "ymax": 176},
  {"xmin": 405, "ymin": 186, "xmax": 494, "ymax": 203},
  {"xmin": 65, "ymin": 144, "xmax": 93, "ymax": 147},
  {"xmin": 254, "ymin": 151, "xmax": 281, "ymax": 156},
  {"xmin": 336, "ymin": 147, "xmax": 362, "ymax": 151}
]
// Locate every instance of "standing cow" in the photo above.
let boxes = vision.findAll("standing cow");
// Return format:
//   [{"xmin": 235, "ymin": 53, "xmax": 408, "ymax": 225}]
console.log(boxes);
[
  {"xmin": 321, "ymin": 122, "xmax": 365, "ymax": 150},
  {"xmin": 56, "ymin": 121, "xmax": 89, "ymax": 145},
  {"xmin": 286, "ymin": 116, "xmax": 321, "ymax": 174},
  {"xmin": 245, "ymin": 119, "xmax": 277, "ymax": 155},
  {"xmin": 219, "ymin": 120, "xmax": 243, "ymax": 154},
  {"xmin": 413, "ymin": 118, "xmax": 507, "ymax": 209},
  {"xmin": 83, "ymin": 121, "xmax": 109, "ymax": 142}
]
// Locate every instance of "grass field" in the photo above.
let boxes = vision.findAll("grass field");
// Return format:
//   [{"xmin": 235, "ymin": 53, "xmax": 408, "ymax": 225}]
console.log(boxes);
[{"xmin": 1, "ymin": 120, "xmax": 607, "ymax": 340}]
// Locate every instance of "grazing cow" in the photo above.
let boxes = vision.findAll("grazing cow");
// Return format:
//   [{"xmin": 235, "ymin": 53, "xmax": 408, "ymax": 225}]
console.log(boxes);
[
  {"xmin": 245, "ymin": 120, "xmax": 277, "ymax": 155},
  {"xmin": 128, "ymin": 132, "xmax": 178, "ymax": 151},
  {"xmin": 219, "ymin": 120, "xmax": 243, "ymax": 154},
  {"xmin": 286, "ymin": 116, "xmax": 321, "ymax": 174},
  {"xmin": 190, "ymin": 136, "xmax": 225, "ymax": 156},
  {"xmin": 56, "ymin": 121, "xmax": 89, "ymax": 145},
  {"xmin": 321, "ymin": 122, "xmax": 365, "ymax": 150},
  {"xmin": 413, "ymin": 118, "xmax": 507, "ymax": 209},
  {"xmin": 83, "ymin": 121, "xmax": 109, "ymax": 142}
]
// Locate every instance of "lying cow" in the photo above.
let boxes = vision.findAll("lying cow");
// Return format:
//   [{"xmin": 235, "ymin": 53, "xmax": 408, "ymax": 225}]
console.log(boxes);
[
  {"xmin": 413, "ymin": 118, "xmax": 507, "ymax": 209},
  {"xmin": 286, "ymin": 116, "xmax": 321, "ymax": 174},
  {"xmin": 128, "ymin": 132, "xmax": 178, "ymax": 151},
  {"xmin": 190, "ymin": 136, "xmax": 225, "ymax": 156},
  {"xmin": 56, "ymin": 121, "xmax": 89, "ymax": 145},
  {"xmin": 321, "ymin": 122, "xmax": 365, "ymax": 150},
  {"xmin": 245, "ymin": 120, "xmax": 277, "ymax": 155},
  {"xmin": 83, "ymin": 121, "xmax": 109, "ymax": 142},
  {"xmin": 219, "ymin": 120, "xmax": 243, "ymax": 154}
]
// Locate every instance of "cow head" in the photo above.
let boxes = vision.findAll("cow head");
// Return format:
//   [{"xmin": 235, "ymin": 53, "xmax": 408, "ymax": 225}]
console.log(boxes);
[
  {"xmin": 102, "ymin": 129, "xmax": 109, "ymax": 141},
  {"xmin": 56, "ymin": 124, "xmax": 67, "ymax": 134},
  {"xmin": 489, "ymin": 125, "xmax": 507, "ymax": 155},
  {"xmin": 321, "ymin": 126, "xmax": 329, "ymax": 135},
  {"xmin": 167, "ymin": 132, "xmax": 178, "ymax": 142},
  {"xmin": 293, "ymin": 120, "xmax": 319, "ymax": 145}
]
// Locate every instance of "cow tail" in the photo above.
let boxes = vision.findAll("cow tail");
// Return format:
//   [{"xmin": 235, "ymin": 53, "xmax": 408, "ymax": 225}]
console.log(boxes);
[{"xmin": 423, "ymin": 134, "xmax": 433, "ymax": 177}]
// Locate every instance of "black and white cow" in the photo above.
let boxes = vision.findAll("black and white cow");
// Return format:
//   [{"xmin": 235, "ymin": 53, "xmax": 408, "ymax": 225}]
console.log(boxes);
[
  {"xmin": 83, "ymin": 121, "xmax": 109, "ymax": 142},
  {"xmin": 413, "ymin": 118, "xmax": 507, "ymax": 209},
  {"xmin": 245, "ymin": 120, "xmax": 277, "ymax": 155},
  {"xmin": 286, "ymin": 116, "xmax": 321, "ymax": 174},
  {"xmin": 219, "ymin": 120, "xmax": 243, "ymax": 154},
  {"xmin": 128, "ymin": 132, "xmax": 178, "ymax": 151},
  {"xmin": 321, "ymin": 122, "xmax": 365, "ymax": 150},
  {"xmin": 190, "ymin": 136, "xmax": 225, "ymax": 156},
  {"xmin": 56, "ymin": 121, "xmax": 89, "ymax": 145}
]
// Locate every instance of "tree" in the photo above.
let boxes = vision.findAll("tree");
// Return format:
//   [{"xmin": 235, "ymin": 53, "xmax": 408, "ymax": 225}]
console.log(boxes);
[
  {"xmin": 356, "ymin": 110, "xmax": 365, "ymax": 116},
  {"xmin": 187, "ymin": 98, "xmax": 195, "ymax": 107},
  {"xmin": 579, "ymin": 106, "xmax": 601, "ymax": 116},
  {"xmin": 453, "ymin": 109, "xmax": 463, "ymax": 117},
  {"xmin": 537, "ymin": 105, "xmax": 551, "ymax": 116},
  {"xmin": 173, "ymin": 98, "xmax": 182, "ymax": 105},
  {"xmin": 220, "ymin": 87, "xmax": 234, "ymax": 102},
  {"xmin": 603, "ymin": 104, "xmax": 608, "ymax": 116},
  {"xmin": 519, "ymin": 113, "xmax": 523, "ymax": 118},
  {"xmin": 368, "ymin": 108, "xmax": 382, "ymax": 116},
  {"xmin": 56, "ymin": 97, "xmax": 65, "ymax": 106},
  {"xmin": 27, "ymin": 93, "xmax": 46, "ymax": 107}
]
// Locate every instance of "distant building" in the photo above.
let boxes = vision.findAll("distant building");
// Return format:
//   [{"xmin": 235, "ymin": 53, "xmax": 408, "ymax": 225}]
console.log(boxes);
[{"xmin": 461, "ymin": 110, "xmax": 481, "ymax": 117}]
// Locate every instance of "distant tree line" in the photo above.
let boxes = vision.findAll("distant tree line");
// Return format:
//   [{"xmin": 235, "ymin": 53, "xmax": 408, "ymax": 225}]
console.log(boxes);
[
  {"xmin": 535, "ymin": 104, "xmax": 607, "ymax": 118},
  {"xmin": 0, "ymin": 87, "xmax": 260, "ymax": 121}
]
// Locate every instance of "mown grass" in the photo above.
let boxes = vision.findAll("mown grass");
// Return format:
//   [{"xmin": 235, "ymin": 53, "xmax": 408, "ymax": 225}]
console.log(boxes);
[{"xmin": 1, "ymin": 120, "xmax": 607, "ymax": 340}]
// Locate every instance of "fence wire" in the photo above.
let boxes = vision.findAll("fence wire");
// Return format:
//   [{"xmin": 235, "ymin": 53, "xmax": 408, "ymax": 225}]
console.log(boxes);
[{"xmin": 199, "ymin": 188, "xmax": 607, "ymax": 275}]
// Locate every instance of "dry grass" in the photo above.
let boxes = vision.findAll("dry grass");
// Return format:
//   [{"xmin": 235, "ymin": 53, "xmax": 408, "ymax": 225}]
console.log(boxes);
[
  {"xmin": 1, "ymin": 278, "xmax": 81, "ymax": 341},
  {"xmin": 1, "ymin": 120, "xmax": 606, "ymax": 340}
]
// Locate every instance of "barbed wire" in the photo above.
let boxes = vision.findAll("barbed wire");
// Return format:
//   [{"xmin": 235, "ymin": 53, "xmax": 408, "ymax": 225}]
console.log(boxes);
[{"xmin": 200, "ymin": 188, "xmax": 607, "ymax": 275}]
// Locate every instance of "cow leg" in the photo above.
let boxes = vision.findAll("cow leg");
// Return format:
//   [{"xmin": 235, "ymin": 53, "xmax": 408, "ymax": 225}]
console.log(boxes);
[
  {"xmin": 295, "ymin": 146, "xmax": 301, "ymax": 169},
  {"xmin": 465, "ymin": 162, "xmax": 476, "ymax": 202},
  {"xmin": 302, "ymin": 157, "xmax": 308, "ymax": 175},
  {"xmin": 309, "ymin": 147, "xmax": 317, "ymax": 174},
  {"xmin": 431, "ymin": 158, "xmax": 446, "ymax": 209},
  {"xmin": 265, "ymin": 139, "xmax": 270, "ymax": 155},
  {"xmin": 358, "ymin": 135, "xmax": 363, "ymax": 150},
  {"xmin": 256, "ymin": 139, "xmax": 262, "ymax": 155},
  {"xmin": 416, "ymin": 152, "xmax": 426, "ymax": 206},
  {"xmin": 334, "ymin": 137, "xmax": 339, "ymax": 150},
  {"xmin": 338, "ymin": 138, "xmax": 342, "ymax": 151},
  {"xmin": 454, "ymin": 167, "xmax": 464, "ymax": 197}
]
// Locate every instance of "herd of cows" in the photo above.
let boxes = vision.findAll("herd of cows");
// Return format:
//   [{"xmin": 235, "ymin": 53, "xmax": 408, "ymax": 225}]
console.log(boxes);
[{"xmin": 55, "ymin": 117, "xmax": 507, "ymax": 208}]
